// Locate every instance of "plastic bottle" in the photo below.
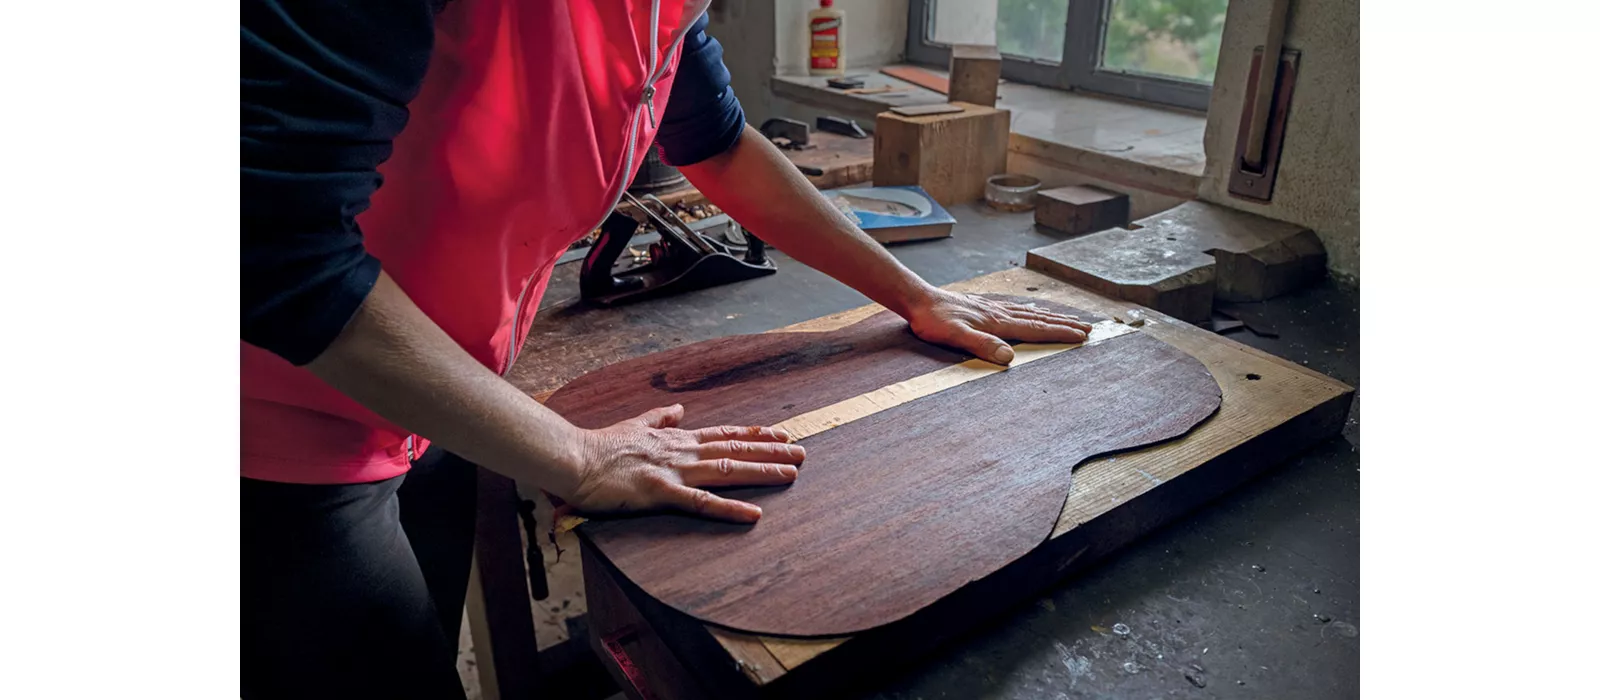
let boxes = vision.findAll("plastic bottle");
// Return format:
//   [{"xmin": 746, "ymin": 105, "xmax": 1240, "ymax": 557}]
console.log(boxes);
[{"xmin": 808, "ymin": 0, "xmax": 846, "ymax": 76}]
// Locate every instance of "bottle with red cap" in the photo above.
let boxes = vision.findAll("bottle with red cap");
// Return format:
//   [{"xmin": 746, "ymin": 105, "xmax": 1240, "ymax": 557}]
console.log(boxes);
[{"xmin": 808, "ymin": 0, "xmax": 846, "ymax": 76}]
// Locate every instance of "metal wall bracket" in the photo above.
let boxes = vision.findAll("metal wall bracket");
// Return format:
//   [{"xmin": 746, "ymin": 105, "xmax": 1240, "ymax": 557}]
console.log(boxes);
[{"xmin": 1228, "ymin": 48, "xmax": 1301, "ymax": 203}]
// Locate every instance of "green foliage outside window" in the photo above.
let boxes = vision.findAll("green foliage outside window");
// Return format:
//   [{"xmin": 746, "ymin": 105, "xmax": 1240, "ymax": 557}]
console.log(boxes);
[
  {"xmin": 993, "ymin": 0, "xmax": 1228, "ymax": 84},
  {"xmin": 995, "ymin": 0, "xmax": 1069, "ymax": 62}
]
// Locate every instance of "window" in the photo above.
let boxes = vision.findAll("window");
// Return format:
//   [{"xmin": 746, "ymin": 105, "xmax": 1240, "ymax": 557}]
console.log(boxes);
[{"xmin": 908, "ymin": 0, "xmax": 1229, "ymax": 111}]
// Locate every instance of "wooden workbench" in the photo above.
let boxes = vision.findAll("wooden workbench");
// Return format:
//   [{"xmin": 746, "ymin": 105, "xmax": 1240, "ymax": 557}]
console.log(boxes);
[{"xmin": 576, "ymin": 267, "xmax": 1353, "ymax": 699}]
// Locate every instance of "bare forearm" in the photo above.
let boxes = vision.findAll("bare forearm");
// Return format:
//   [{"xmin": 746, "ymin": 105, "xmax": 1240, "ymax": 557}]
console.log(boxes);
[
  {"xmin": 306, "ymin": 272, "xmax": 588, "ymax": 498},
  {"xmin": 679, "ymin": 124, "xmax": 1093, "ymax": 366},
  {"xmin": 678, "ymin": 124, "xmax": 937, "ymax": 317}
]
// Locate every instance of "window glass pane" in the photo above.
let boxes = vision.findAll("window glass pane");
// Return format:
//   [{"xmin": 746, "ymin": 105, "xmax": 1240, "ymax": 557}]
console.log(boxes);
[
  {"xmin": 928, "ymin": 0, "xmax": 1068, "ymax": 63},
  {"xmin": 928, "ymin": 1, "xmax": 1000, "ymax": 48},
  {"xmin": 1101, "ymin": 0, "xmax": 1229, "ymax": 84},
  {"xmin": 997, "ymin": 0, "xmax": 1069, "ymax": 62}
]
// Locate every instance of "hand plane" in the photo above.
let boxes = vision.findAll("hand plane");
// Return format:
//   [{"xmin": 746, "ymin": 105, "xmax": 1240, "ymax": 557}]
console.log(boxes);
[{"xmin": 580, "ymin": 193, "xmax": 777, "ymax": 306}]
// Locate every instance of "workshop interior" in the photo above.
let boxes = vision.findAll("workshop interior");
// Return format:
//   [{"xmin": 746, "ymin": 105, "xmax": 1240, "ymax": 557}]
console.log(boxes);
[{"xmin": 244, "ymin": 0, "xmax": 1360, "ymax": 698}]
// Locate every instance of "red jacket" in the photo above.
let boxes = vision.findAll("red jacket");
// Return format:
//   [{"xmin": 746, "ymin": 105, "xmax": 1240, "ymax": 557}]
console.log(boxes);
[{"xmin": 241, "ymin": 0, "xmax": 708, "ymax": 484}]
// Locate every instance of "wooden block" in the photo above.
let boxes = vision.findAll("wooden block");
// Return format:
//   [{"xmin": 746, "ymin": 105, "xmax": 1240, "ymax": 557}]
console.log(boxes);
[
  {"xmin": 1026, "ymin": 229, "xmax": 1216, "ymax": 323},
  {"xmin": 873, "ymin": 102, "xmax": 1010, "ymax": 206},
  {"xmin": 1034, "ymin": 185, "xmax": 1131, "ymax": 235},
  {"xmin": 787, "ymin": 131, "xmax": 874, "ymax": 189},
  {"xmin": 948, "ymin": 44, "xmax": 1001, "ymax": 107},
  {"xmin": 1026, "ymin": 200, "xmax": 1326, "ymax": 319},
  {"xmin": 1133, "ymin": 201, "xmax": 1325, "ymax": 302}
]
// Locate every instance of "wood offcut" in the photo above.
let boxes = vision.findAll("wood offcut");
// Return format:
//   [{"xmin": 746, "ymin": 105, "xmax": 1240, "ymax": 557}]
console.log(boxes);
[
  {"xmin": 874, "ymin": 102, "xmax": 1011, "ymax": 206},
  {"xmin": 948, "ymin": 45, "xmax": 1001, "ymax": 107},
  {"xmin": 1034, "ymin": 185, "xmax": 1131, "ymax": 236},
  {"xmin": 1027, "ymin": 200, "xmax": 1326, "ymax": 322},
  {"xmin": 879, "ymin": 65, "xmax": 950, "ymax": 94}
]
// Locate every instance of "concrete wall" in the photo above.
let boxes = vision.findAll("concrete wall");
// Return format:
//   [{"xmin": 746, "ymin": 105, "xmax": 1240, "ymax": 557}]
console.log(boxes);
[
  {"xmin": 1199, "ymin": 0, "xmax": 1360, "ymax": 281},
  {"xmin": 710, "ymin": 0, "xmax": 907, "ymax": 125},
  {"xmin": 774, "ymin": 0, "xmax": 909, "ymax": 77},
  {"xmin": 707, "ymin": 0, "xmax": 779, "ymax": 124}
]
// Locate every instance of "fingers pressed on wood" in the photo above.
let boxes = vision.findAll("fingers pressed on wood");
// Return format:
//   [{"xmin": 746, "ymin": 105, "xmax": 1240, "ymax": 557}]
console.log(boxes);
[
  {"xmin": 662, "ymin": 483, "xmax": 762, "ymax": 523},
  {"xmin": 698, "ymin": 440, "xmax": 806, "ymax": 464},
  {"xmin": 1007, "ymin": 308, "xmax": 1094, "ymax": 332},
  {"xmin": 681, "ymin": 458, "xmax": 800, "ymax": 488},
  {"xmin": 947, "ymin": 325, "xmax": 1013, "ymax": 364},
  {"xmin": 998, "ymin": 303, "xmax": 1091, "ymax": 324},
  {"xmin": 998, "ymin": 317, "xmax": 1090, "ymax": 344},
  {"xmin": 690, "ymin": 424, "xmax": 792, "ymax": 444}
]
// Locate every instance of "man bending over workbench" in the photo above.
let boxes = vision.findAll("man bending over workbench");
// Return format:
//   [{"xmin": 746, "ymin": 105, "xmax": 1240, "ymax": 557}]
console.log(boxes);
[{"xmin": 241, "ymin": 1, "xmax": 1092, "ymax": 697}]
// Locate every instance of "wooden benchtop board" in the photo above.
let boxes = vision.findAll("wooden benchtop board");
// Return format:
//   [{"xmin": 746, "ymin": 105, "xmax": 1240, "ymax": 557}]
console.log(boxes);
[
  {"xmin": 553, "ymin": 299, "xmax": 1221, "ymax": 638},
  {"xmin": 568, "ymin": 267, "xmax": 1353, "ymax": 688}
]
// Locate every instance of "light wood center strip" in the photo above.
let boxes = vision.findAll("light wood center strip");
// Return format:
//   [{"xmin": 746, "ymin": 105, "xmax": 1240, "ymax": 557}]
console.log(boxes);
[
  {"xmin": 774, "ymin": 319, "xmax": 1135, "ymax": 442},
  {"xmin": 554, "ymin": 319, "xmax": 1137, "ymax": 534}
]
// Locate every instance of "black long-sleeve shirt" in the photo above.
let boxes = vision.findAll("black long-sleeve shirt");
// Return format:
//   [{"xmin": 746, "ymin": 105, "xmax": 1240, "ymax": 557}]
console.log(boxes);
[{"xmin": 241, "ymin": 3, "xmax": 745, "ymax": 365}]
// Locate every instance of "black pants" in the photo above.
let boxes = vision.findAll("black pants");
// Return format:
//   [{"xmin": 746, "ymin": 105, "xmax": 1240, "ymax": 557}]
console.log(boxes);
[{"xmin": 241, "ymin": 450, "xmax": 477, "ymax": 699}]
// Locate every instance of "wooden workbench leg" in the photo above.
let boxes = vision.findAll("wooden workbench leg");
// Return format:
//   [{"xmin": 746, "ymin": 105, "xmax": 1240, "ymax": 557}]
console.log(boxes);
[
  {"xmin": 470, "ymin": 466, "xmax": 542, "ymax": 698},
  {"xmin": 583, "ymin": 544, "xmax": 718, "ymax": 700}
]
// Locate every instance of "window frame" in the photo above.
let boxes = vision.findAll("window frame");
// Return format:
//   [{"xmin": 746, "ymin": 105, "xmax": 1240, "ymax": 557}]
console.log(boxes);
[{"xmin": 905, "ymin": 0, "xmax": 1216, "ymax": 112}]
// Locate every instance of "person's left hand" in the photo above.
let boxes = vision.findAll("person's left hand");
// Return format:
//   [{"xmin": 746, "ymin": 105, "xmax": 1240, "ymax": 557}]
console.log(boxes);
[{"xmin": 905, "ymin": 289, "xmax": 1095, "ymax": 365}]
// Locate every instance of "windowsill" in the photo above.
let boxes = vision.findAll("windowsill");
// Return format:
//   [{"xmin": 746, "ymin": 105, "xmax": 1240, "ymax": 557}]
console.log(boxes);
[{"xmin": 770, "ymin": 64, "xmax": 1206, "ymax": 198}]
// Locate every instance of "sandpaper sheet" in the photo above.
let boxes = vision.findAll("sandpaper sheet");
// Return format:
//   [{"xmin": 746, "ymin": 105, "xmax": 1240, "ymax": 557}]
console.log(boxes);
[{"xmin": 545, "ymin": 298, "xmax": 1221, "ymax": 637}]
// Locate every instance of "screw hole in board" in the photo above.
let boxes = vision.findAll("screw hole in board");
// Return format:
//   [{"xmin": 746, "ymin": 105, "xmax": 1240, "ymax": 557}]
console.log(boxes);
[{"xmin": 1245, "ymin": 373, "xmax": 1261, "ymax": 381}]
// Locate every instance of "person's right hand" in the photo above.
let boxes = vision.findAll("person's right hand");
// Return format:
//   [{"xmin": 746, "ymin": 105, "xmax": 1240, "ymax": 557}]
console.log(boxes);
[{"xmin": 568, "ymin": 404, "xmax": 806, "ymax": 523}]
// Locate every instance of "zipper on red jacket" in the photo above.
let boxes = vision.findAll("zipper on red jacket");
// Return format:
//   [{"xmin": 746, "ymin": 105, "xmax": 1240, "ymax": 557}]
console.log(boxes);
[
  {"xmin": 502, "ymin": 277, "xmax": 537, "ymax": 374},
  {"xmin": 644, "ymin": 85, "xmax": 658, "ymax": 128},
  {"xmin": 502, "ymin": 0, "xmax": 691, "ymax": 376},
  {"xmin": 642, "ymin": 0, "xmax": 662, "ymax": 127}
]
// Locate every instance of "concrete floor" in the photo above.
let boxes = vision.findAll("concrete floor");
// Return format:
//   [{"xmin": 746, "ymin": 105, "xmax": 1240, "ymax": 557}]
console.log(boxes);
[{"xmin": 464, "ymin": 201, "xmax": 1358, "ymax": 698}]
